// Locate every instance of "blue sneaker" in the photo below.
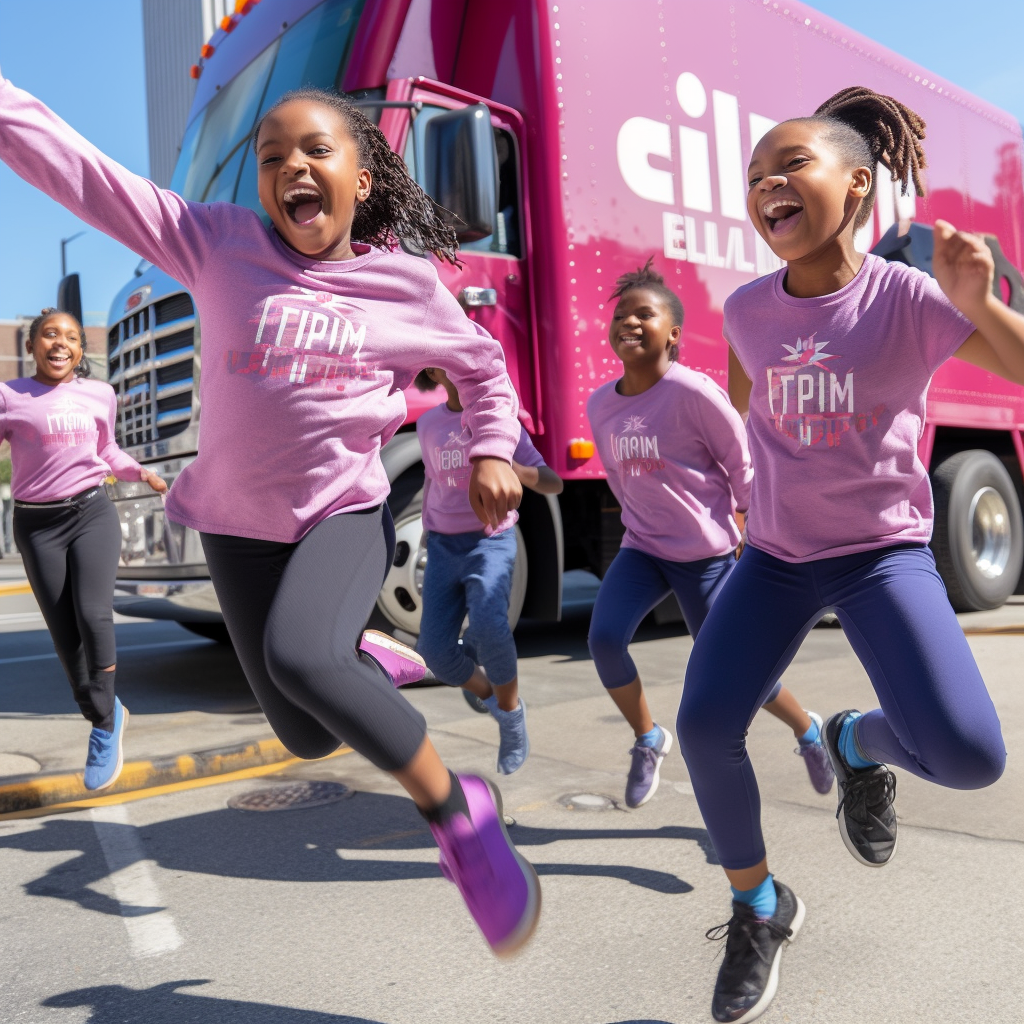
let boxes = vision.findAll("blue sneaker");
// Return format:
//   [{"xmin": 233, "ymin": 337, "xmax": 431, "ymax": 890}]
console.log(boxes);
[
  {"xmin": 83, "ymin": 698, "xmax": 129, "ymax": 792},
  {"xmin": 624, "ymin": 725, "xmax": 672, "ymax": 808},
  {"xmin": 795, "ymin": 711, "xmax": 835, "ymax": 795},
  {"xmin": 484, "ymin": 696, "xmax": 530, "ymax": 775}
]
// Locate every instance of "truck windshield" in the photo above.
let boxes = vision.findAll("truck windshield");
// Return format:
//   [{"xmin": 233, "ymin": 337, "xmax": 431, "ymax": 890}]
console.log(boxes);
[{"xmin": 170, "ymin": 0, "xmax": 366, "ymax": 211}]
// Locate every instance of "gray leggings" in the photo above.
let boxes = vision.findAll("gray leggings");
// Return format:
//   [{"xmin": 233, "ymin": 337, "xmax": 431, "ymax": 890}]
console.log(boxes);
[
  {"xmin": 200, "ymin": 506, "xmax": 427, "ymax": 772},
  {"xmin": 14, "ymin": 488, "xmax": 121, "ymax": 731}
]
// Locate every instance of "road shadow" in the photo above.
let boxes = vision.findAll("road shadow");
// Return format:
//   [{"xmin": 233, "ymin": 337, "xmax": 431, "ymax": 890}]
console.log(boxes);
[
  {"xmin": 0, "ymin": 622, "xmax": 259, "ymax": 717},
  {"xmin": 2, "ymin": 790, "xmax": 714, "ymax": 917},
  {"xmin": 43, "ymin": 979, "xmax": 385, "ymax": 1023}
]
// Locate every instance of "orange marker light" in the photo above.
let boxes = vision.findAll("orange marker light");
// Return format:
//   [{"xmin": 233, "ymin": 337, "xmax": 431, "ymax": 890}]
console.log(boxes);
[
  {"xmin": 189, "ymin": 64, "xmax": 202, "ymax": 79},
  {"xmin": 569, "ymin": 439, "xmax": 595, "ymax": 460},
  {"xmin": 220, "ymin": 15, "xmax": 236, "ymax": 31},
  {"xmin": 200, "ymin": 44, "xmax": 215, "ymax": 58}
]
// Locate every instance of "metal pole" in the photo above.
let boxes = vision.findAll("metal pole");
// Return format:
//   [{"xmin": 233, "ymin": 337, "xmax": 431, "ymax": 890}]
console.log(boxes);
[{"xmin": 60, "ymin": 231, "xmax": 86, "ymax": 278}]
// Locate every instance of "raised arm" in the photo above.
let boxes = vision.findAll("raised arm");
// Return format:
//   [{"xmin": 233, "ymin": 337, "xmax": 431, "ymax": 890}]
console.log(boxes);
[
  {"xmin": 934, "ymin": 220, "xmax": 1024, "ymax": 386},
  {"xmin": 0, "ymin": 75, "xmax": 223, "ymax": 289}
]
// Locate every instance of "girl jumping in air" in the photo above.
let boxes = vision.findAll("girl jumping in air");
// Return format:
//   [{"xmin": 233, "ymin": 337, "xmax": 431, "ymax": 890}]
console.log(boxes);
[
  {"xmin": 412, "ymin": 367, "xmax": 563, "ymax": 775},
  {"xmin": 0, "ymin": 75, "xmax": 541, "ymax": 956},
  {"xmin": 587, "ymin": 260, "xmax": 833, "ymax": 809},
  {"xmin": 677, "ymin": 86, "xmax": 1021, "ymax": 1023},
  {"xmin": 4, "ymin": 309, "xmax": 166, "ymax": 790}
]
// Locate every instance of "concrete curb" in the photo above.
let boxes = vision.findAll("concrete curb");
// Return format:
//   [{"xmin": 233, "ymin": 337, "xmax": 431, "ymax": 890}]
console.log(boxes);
[{"xmin": 0, "ymin": 736, "xmax": 313, "ymax": 816}]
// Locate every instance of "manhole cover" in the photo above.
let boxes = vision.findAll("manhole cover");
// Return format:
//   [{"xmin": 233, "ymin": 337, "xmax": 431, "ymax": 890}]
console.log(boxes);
[
  {"xmin": 228, "ymin": 781, "xmax": 352, "ymax": 812},
  {"xmin": 559, "ymin": 793, "xmax": 616, "ymax": 811},
  {"xmin": 0, "ymin": 753, "xmax": 40, "ymax": 776}
]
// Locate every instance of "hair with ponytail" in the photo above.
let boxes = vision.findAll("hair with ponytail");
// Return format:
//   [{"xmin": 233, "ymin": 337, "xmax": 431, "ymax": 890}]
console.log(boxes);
[
  {"xmin": 253, "ymin": 87, "xmax": 461, "ymax": 265},
  {"xmin": 610, "ymin": 257, "xmax": 684, "ymax": 361},
  {"xmin": 27, "ymin": 308, "xmax": 91, "ymax": 378},
  {"xmin": 800, "ymin": 86, "xmax": 927, "ymax": 230}
]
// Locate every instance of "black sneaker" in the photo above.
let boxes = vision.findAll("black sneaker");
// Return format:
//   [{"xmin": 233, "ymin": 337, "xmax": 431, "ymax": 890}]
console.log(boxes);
[
  {"xmin": 707, "ymin": 879, "xmax": 805, "ymax": 1023},
  {"xmin": 823, "ymin": 710, "xmax": 898, "ymax": 867}
]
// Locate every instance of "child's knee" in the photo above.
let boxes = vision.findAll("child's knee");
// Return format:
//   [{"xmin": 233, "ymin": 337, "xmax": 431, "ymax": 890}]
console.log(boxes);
[{"xmin": 937, "ymin": 737, "xmax": 1005, "ymax": 790}]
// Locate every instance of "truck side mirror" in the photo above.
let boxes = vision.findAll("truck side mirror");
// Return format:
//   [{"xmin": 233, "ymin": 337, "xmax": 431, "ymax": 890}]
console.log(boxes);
[
  {"xmin": 872, "ymin": 221, "xmax": 1024, "ymax": 313},
  {"xmin": 424, "ymin": 104, "xmax": 498, "ymax": 243},
  {"xmin": 57, "ymin": 272, "xmax": 83, "ymax": 324}
]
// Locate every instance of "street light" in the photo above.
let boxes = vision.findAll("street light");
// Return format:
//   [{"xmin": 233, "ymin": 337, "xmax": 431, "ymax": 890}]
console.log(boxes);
[{"xmin": 60, "ymin": 231, "xmax": 85, "ymax": 278}]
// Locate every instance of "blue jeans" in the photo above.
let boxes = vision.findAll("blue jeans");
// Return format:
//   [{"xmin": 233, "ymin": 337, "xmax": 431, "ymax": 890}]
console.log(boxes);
[
  {"xmin": 417, "ymin": 529, "xmax": 519, "ymax": 687},
  {"xmin": 678, "ymin": 543, "xmax": 1006, "ymax": 870}
]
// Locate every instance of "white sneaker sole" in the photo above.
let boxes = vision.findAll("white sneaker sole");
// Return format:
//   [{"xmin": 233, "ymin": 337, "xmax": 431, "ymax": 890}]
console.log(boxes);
[
  {"xmin": 730, "ymin": 895, "xmax": 806, "ymax": 1024},
  {"xmin": 360, "ymin": 629, "xmax": 426, "ymax": 682},
  {"xmin": 87, "ymin": 706, "xmax": 129, "ymax": 793},
  {"xmin": 628, "ymin": 730, "xmax": 673, "ymax": 808}
]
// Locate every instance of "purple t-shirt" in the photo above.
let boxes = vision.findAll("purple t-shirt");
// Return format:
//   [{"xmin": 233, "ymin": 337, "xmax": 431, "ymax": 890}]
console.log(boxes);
[
  {"xmin": 588, "ymin": 361, "xmax": 752, "ymax": 563},
  {"xmin": 0, "ymin": 77, "xmax": 519, "ymax": 543},
  {"xmin": 418, "ymin": 403, "xmax": 546, "ymax": 534},
  {"xmin": 725, "ymin": 253, "xmax": 974, "ymax": 562},
  {"xmin": 0, "ymin": 377, "xmax": 143, "ymax": 502}
]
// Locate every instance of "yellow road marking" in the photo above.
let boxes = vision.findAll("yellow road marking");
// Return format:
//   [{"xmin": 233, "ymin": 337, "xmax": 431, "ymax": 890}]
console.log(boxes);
[
  {"xmin": 962, "ymin": 624, "xmax": 1024, "ymax": 635},
  {"xmin": 0, "ymin": 747, "xmax": 352, "ymax": 821},
  {"xmin": 0, "ymin": 582, "xmax": 33, "ymax": 597}
]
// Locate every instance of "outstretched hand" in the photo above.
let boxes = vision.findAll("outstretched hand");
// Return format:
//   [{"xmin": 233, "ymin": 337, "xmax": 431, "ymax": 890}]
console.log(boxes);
[
  {"xmin": 141, "ymin": 468, "xmax": 168, "ymax": 494},
  {"xmin": 933, "ymin": 219, "xmax": 994, "ymax": 319},
  {"xmin": 468, "ymin": 457, "xmax": 522, "ymax": 530}
]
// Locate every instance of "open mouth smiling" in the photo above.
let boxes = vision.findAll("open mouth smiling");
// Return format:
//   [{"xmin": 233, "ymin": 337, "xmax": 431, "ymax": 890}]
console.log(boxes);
[
  {"xmin": 281, "ymin": 184, "xmax": 324, "ymax": 226},
  {"xmin": 762, "ymin": 197, "xmax": 804, "ymax": 236}
]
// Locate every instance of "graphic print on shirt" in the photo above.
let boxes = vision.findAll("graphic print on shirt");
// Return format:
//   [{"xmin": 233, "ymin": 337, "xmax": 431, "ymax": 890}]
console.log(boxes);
[
  {"xmin": 766, "ymin": 334, "xmax": 883, "ymax": 447},
  {"xmin": 227, "ymin": 288, "xmax": 378, "ymax": 390},
  {"xmin": 42, "ymin": 392, "xmax": 98, "ymax": 448},
  {"xmin": 431, "ymin": 424, "xmax": 473, "ymax": 492},
  {"xmin": 610, "ymin": 414, "xmax": 666, "ymax": 477}
]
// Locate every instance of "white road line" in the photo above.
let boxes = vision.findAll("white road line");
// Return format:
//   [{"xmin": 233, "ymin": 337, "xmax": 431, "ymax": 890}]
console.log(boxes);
[
  {"xmin": 89, "ymin": 804, "xmax": 183, "ymax": 958},
  {"xmin": 0, "ymin": 638, "xmax": 208, "ymax": 666}
]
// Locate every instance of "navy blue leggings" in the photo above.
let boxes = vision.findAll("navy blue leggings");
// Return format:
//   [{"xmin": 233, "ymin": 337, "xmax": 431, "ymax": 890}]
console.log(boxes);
[
  {"xmin": 589, "ymin": 546, "xmax": 781, "ymax": 703},
  {"xmin": 678, "ymin": 543, "xmax": 1006, "ymax": 870}
]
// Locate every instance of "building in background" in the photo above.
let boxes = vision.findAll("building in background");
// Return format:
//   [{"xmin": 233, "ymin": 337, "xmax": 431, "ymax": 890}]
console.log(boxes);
[{"xmin": 142, "ymin": 0, "xmax": 233, "ymax": 187}]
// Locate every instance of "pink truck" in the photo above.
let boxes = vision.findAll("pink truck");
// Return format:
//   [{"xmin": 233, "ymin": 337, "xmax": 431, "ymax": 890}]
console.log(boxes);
[{"xmin": 107, "ymin": 0, "xmax": 1024, "ymax": 641}]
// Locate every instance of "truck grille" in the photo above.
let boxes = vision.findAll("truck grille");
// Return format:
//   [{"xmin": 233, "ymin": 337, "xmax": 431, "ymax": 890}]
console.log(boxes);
[{"xmin": 108, "ymin": 293, "xmax": 196, "ymax": 447}]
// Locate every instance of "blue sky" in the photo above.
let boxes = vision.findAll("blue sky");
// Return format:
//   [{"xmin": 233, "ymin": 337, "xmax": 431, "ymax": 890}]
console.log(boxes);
[{"xmin": 0, "ymin": 0, "xmax": 1021, "ymax": 323}]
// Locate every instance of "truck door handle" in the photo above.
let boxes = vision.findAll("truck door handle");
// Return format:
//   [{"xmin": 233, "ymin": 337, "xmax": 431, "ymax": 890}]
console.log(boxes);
[{"xmin": 458, "ymin": 287, "xmax": 497, "ymax": 308}]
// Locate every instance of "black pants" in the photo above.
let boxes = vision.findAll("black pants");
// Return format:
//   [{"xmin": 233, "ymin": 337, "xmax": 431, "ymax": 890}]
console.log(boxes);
[
  {"xmin": 14, "ymin": 489, "xmax": 122, "ymax": 731},
  {"xmin": 200, "ymin": 506, "xmax": 427, "ymax": 772}
]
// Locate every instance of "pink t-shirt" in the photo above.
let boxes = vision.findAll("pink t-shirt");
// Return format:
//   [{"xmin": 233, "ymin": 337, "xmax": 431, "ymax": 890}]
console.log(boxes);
[
  {"xmin": 725, "ymin": 253, "xmax": 975, "ymax": 562},
  {"xmin": 0, "ymin": 377, "xmax": 143, "ymax": 502},
  {"xmin": 0, "ymin": 77, "xmax": 519, "ymax": 543},
  {"xmin": 418, "ymin": 403, "xmax": 546, "ymax": 534},
  {"xmin": 588, "ymin": 361, "xmax": 752, "ymax": 563}
]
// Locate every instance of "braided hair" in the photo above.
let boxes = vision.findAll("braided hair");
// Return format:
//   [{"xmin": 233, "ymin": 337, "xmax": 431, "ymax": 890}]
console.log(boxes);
[
  {"xmin": 802, "ymin": 86, "xmax": 927, "ymax": 230},
  {"xmin": 253, "ymin": 87, "xmax": 461, "ymax": 265},
  {"xmin": 610, "ymin": 257, "xmax": 684, "ymax": 361},
  {"xmin": 27, "ymin": 308, "xmax": 91, "ymax": 378}
]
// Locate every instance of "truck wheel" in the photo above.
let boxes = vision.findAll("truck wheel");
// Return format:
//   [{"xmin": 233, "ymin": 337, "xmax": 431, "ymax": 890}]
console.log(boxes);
[
  {"xmin": 374, "ymin": 464, "xmax": 528, "ymax": 641},
  {"xmin": 931, "ymin": 450, "xmax": 1024, "ymax": 611},
  {"xmin": 179, "ymin": 621, "xmax": 232, "ymax": 644}
]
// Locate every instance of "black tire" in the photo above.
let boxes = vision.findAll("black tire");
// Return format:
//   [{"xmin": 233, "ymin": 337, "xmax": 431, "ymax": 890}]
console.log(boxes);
[
  {"xmin": 179, "ymin": 621, "xmax": 232, "ymax": 644},
  {"xmin": 931, "ymin": 449, "xmax": 1024, "ymax": 611}
]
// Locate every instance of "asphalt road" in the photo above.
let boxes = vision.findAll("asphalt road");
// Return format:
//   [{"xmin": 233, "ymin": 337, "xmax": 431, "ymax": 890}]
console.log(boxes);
[{"xmin": 0, "ymin": 563, "xmax": 1021, "ymax": 1024}]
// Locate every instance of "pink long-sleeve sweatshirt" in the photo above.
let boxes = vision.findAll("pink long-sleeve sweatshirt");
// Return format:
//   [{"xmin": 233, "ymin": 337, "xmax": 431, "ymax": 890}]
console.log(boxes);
[
  {"xmin": 0, "ymin": 77, "xmax": 519, "ymax": 543},
  {"xmin": 0, "ymin": 376, "xmax": 143, "ymax": 502}
]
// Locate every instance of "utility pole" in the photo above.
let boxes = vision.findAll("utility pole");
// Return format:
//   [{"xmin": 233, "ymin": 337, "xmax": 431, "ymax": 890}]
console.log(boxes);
[{"xmin": 60, "ymin": 231, "xmax": 86, "ymax": 278}]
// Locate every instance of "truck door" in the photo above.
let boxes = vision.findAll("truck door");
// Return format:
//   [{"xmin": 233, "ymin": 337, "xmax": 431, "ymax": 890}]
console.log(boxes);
[{"xmin": 401, "ymin": 85, "xmax": 538, "ymax": 431}]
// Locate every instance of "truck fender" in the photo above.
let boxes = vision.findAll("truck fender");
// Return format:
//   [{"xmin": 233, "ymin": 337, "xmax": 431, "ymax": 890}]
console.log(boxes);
[{"xmin": 380, "ymin": 431, "xmax": 424, "ymax": 484}]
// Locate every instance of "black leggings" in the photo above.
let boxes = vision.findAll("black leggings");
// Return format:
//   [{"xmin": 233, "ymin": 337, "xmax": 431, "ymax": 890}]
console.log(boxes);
[
  {"xmin": 200, "ymin": 506, "xmax": 427, "ymax": 772},
  {"xmin": 14, "ymin": 489, "xmax": 122, "ymax": 731}
]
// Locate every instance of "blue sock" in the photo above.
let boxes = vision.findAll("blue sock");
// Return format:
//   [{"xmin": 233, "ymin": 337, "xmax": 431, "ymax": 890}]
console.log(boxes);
[
  {"xmin": 839, "ymin": 712, "xmax": 880, "ymax": 770},
  {"xmin": 798, "ymin": 717, "xmax": 820, "ymax": 747},
  {"xmin": 636, "ymin": 724, "xmax": 663, "ymax": 748},
  {"xmin": 731, "ymin": 873, "xmax": 777, "ymax": 920}
]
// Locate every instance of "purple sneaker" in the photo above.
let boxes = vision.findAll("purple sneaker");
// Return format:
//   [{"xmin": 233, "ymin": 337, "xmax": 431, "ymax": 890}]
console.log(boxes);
[
  {"xmin": 428, "ymin": 774, "xmax": 541, "ymax": 956},
  {"xmin": 624, "ymin": 725, "xmax": 672, "ymax": 809},
  {"xmin": 359, "ymin": 630, "xmax": 426, "ymax": 687},
  {"xmin": 795, "ymin": 711, "xmax": 835, "ymax": 795}
]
